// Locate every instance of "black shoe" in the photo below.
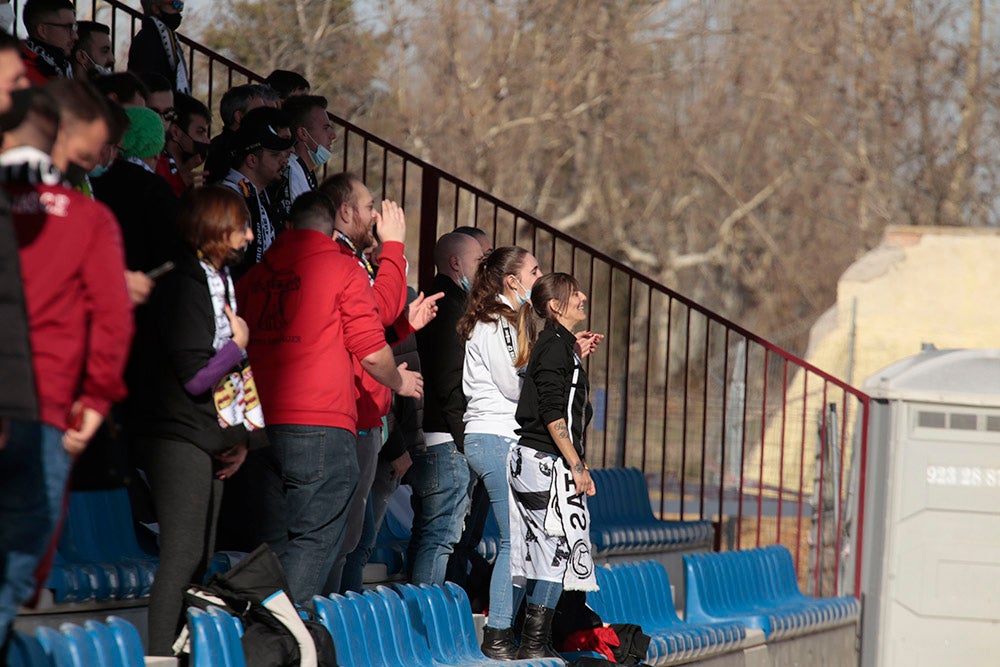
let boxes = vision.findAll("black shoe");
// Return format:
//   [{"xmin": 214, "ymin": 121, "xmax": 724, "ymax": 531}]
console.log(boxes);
[
  {"xmin": 515, "ymin": 604, "xmax": 565, "ymax": 661},
  {"xmin": 481, "ymin": 625, "xmax": 518, "ymax": 660}
]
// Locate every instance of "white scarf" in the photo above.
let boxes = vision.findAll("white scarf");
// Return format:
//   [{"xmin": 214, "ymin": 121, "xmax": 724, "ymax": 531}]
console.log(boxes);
[
  {"xmin": 150, "ymin": 16, "xmax": 190, "ymax": 94},
  {"xmin": 508, "ymin": 446, "xmax": 598, "ymax": 592},
  {"xmin": 199, "ymin": 258, "xmax": 264, "ymax": 431}
]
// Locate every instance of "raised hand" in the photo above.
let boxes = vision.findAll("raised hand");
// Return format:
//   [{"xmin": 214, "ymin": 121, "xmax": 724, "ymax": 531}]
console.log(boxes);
[
  {"xmin": 376, "ymin": 200, "xmax": 406, "ymax": 244},
  {"xmin": 406, "ymin": 291, "xmax": 444, "ymax": 331},
  {"xmin": 574, "ymin": 331, "xmax": 604, "ymax": 358}
]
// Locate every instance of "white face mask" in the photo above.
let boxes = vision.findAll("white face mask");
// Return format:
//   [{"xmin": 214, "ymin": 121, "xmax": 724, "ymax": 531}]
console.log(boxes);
[{"xmin": 0, "ymin": 4, "xmax": 15, "ymax": 33}]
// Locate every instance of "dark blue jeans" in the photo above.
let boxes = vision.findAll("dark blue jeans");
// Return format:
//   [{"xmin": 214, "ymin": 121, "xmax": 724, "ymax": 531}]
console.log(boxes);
[
  {"xmin": 406, "ymin": 441, "xmax": 471, "ymax": 585},
  {"xmin": 267, "ymin": 424, "xmax": 358, "ymax": 605},
  {"xmin": 0, "ymin": 421, "xmax": 69, "ymax": 644}
]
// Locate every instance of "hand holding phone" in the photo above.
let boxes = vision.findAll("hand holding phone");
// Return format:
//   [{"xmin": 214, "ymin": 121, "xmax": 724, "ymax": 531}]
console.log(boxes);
[{"xmin": 146, "ymin": 261, "xmax": 175, "ymax": 280}]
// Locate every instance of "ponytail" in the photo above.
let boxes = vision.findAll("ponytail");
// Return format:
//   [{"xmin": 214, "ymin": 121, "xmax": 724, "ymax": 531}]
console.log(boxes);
[{"xmin": 515, "ymin": 272, "xmax": 579, "ymax": 366}]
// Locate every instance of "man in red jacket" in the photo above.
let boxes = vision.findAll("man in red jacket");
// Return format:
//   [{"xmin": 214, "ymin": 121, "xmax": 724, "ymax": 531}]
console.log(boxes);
[
  {"xmin": 237, "ymin": 190, "xmax": 423, "ymax": 604},
  {"xmin": 0, "ymin": 82, "xmax": 133, "ymax": 648},
  {"xmin": 317, "ymin": 172, "xmax": 443, "ymax": 594}
]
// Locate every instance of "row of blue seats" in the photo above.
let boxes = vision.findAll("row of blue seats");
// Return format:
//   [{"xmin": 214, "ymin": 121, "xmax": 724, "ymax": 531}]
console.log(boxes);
[
  {"xmin": 588, "ymin": 560, "xmax": 747, "ymax": 665},
  {"xmin": 187, "ymin": 547, "xmax": 859, "ymax": 667},
  {"xmin": 683, "ymin": 545, "xmax": 861, "ymax": 640},
  {"xmin": 46, "ymin": 490, "xmax": 158, "ymax": 603},
  {"xmin": 185, "ymin": 582, "xmax": 568, "ymax": 667},
  {"xmin": 6, "ymin": 616, "xmax": 144, "ymax": 667},
  {"xmin": 370, "ymin": 467, "xmax": 714, "ymax": 575},
  {"xmin": 45, "ymin": 488, "xmax": 246, "ymax": 603},
  {"xmin": 315, "ymin": 583, "xmax": 567, "ymax": 667}
]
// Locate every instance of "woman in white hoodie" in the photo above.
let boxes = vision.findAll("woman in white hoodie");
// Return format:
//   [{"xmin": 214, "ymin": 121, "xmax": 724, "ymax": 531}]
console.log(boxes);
[{"xmin": 458, "ymin": 246, "xmax": 541, "ymax": 659}]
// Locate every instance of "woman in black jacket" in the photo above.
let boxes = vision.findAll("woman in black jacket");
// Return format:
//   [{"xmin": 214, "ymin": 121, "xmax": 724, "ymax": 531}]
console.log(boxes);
[
  {"xmin": 135, "ymin": 186, "xmax": 260, "ymax": 655},
  {"xmin": 509, "ymin": 272, "xmax": 602, "ymax": 660}
]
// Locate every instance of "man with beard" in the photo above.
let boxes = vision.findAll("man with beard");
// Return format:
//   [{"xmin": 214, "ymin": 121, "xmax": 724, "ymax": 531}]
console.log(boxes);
[
  {"xmin": 127, "ymin": 0, "xmax": 190, "ymax": 94},
  {"xmin": 220, "ymin": 106, "xmax": 293, "ymax": 280},
  {"xmin": 71, "ymin": 21, "xmax": 114, "ymax": 81},
  {"xmin": 156, "ymin": 92, "xmax": 210, "ymax": 196},
  {"xmin": 21, "ymin": 0, "xmax": 76, "ymax": 84}
]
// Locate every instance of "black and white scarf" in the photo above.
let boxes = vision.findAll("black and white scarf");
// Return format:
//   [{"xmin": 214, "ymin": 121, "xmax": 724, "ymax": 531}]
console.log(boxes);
[
  {"xmin": 150, "ymin": 16, "xmax": 190, "ymax": 94},
  {"xmin": 199, "ymin": 258, "xmax": 264, "ymax": 431},
  {"xmin": 508, "ymin": 445, "xmax": 597, "ymax": 592},
  {"xmin": 334, "ymin": 229, "xmax": 376, "ymax": 285},
  {"xmin": 0, "ymin": 146, "xmax": 63, "ymax": 185},
  {"xmin": 23, "ymin": 38, "xmax": 73, "ymax": 79},
  {"xmin": 222, "ymin": 171, "xmax": 275, "ymax": 264}
]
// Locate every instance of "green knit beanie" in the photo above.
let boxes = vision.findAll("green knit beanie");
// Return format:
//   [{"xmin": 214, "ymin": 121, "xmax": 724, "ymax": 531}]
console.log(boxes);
[{"xmin": 121, "ymin": 106, "xmax": 166, "ymax": 159}]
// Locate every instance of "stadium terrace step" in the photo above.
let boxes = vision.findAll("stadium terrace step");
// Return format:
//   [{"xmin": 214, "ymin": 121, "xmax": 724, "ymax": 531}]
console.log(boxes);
[{"xmin": 683, "ymin": 545, "xmax": 861, "ymax": 640}]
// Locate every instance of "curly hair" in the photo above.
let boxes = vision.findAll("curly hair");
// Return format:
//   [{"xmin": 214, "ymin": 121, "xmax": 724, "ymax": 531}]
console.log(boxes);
[{"xmin": 457, "ymin": 246, "xmax": 530, "ymax": 341}]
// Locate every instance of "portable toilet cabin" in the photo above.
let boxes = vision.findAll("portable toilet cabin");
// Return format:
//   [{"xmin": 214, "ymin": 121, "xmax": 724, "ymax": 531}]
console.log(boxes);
[{"xmin": 861, "ymin": 348, "xmax": 1000, "ymax": 666}]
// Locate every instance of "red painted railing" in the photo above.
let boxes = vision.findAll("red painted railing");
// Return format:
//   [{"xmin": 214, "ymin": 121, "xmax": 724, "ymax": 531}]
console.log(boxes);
[{"xmin": 46, "ymin": 0, "xmax": 870, "ymax": 598}]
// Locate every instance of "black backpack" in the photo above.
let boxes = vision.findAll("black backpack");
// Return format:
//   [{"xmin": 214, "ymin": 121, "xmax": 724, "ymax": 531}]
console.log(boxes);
[{"xmin": 178, "ymin": 544, "xmax": 337, "ymax": 666}]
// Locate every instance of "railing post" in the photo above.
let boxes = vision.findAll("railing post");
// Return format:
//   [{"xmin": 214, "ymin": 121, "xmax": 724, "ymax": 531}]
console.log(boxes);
[{"xmin": 418, "ymin": 166, "xmax": 440, "ymax": 292}]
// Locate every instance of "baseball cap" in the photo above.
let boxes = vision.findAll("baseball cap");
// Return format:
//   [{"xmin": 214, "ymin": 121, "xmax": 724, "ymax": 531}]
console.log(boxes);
[{"xmin": 231, "ymin": 106, "xmax": 294, "ymax": 158}]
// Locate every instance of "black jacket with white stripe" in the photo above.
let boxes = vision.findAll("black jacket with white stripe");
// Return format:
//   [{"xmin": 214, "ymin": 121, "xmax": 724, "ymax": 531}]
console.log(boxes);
[{"xmin": 515, "ymin": 320, "xmax": 593, "ymax": 460}]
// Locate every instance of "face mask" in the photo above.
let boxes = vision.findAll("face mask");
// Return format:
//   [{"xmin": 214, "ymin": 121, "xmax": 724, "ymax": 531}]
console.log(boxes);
[
  {"xmin": 513, "ymin": 277, "xmax": 532, "ymax": 305},
  {"xmin": 64, "ymin": 161, "xmax": 89, "ymax": 187},
  {"xmin": 225, "ymin": 245, "xmax": 247, "ymax": 267},
  {"xmin": 308, "ymin": 143, "xmax": 332, "ymax": 167},
  {"xmin": 160, "ymin": 12, "xmax": 182, "ymax": 31},
  {"xmin": 180, "ymin": 138, "xmax": 210, "ymax": 162},
  {"xmin": 89, "ymin": 163, "xmax": 109, "ymax": 179},
  {"xmin": 458, "ymin": 274, "xmax": 472, "ymax": 293},
  {"xmin": 84, "ymin": 52, "xmax": 112, "ymax": 78}
]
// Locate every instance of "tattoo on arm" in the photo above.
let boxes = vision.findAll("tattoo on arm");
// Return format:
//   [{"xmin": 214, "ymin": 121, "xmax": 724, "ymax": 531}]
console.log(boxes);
[{"xmin": 554, "ymin": 419, "xmax": 570, "ymax": 442}]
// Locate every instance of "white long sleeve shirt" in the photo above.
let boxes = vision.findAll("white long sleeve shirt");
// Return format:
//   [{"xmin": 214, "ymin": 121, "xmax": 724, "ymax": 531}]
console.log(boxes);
[{"xmin": 462, "ymin": 296, "xmax": 522, "ymax": 438}]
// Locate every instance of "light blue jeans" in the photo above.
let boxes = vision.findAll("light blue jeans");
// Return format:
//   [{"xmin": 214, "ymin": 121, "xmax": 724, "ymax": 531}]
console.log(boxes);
[
  {"xmin": 0, "ymin": 421, "xmax": 70, "ymax": 644},
  {"xmin": 463, "ymin": 433, "xmax": 517, "ymax": 629},
  {"xmin": 406, "ymin": 441, "xmax": 471, "ymax": 585}
]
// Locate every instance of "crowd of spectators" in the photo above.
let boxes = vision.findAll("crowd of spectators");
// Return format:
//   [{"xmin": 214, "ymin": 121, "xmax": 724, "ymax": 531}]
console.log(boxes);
[{"xmin": 0, "ymin": 0, "xmax": 606, "ymax": 662}]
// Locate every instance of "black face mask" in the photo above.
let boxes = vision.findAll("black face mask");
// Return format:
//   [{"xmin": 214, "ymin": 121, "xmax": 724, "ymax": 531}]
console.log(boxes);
[
  {"xmin": 160, "ymin": 12, "xmax": 182, "ymax": 31},
  {"xmin": 225, "ymin": 245, "xmax": 247, "ymax": 268},
  {"xmin": 63, "ymin": 161, "xmax": 89, "ymax": 187},
  {"xmin": 181, "ymin": 140, "xmax": 210, "ymax": 163}
]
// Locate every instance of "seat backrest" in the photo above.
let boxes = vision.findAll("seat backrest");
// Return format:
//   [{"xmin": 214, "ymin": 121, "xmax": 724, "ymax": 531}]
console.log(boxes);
[
  {"xmin": 5, "ymin": 630, "xmax": 51, "ymax": 667},
  {"xmin": 81, "ymin": 620, "xmax": 121, "ymax": 667},
  {"xmin": 187, "ymin": 607, "xmax": 226, "ymax": 667},
  {"xmin": 35, "ymin": 627, "xmax": 76, "ymax": 667},
  {"xmin": 105, "ymin": 617, "xmax": 145, "ymax": 667},
  {"xmin": 313, "ymin": 596, "xmax": 357, "ymax": 667},
  {"xmin": 206, "ymin": 607, "xmax": 247, "ymax": 667},
  {"xmin": 371, "ymin": 586, "xmax": 435, "ymax": 667}
]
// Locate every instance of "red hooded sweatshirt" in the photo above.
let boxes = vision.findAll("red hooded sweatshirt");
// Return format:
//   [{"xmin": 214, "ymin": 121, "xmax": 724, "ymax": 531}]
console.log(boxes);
[
  {"xmin": 237, "ymin": 229, "xmax": 387, "ymax": 432},
  {"xmin": 336, "ymin": 239, "xmax": 413, "ymax": 430},
  {"xmin": 6, "ymin": 150, "xmax": 134, "ymax": 430}
]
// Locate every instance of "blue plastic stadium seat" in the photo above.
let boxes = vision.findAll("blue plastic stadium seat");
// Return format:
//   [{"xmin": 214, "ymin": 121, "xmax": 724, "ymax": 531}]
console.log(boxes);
[
  {"xmin": 683, "ymin": 545, "xmax": 861, "ymax": 640},
  {"xmin": 5, "ymin": 630, "xmax": 50, "ymax": 667},
  {"xmin": 105, "ymin": 616, "xmax": 146, "ymax": 667},
  {"xmin": 586, "ymin": 560, "xmax": 745, "ymax": 665},
  {"xmin": 588, "ymin": 468, "xmax": 714, "ymax": 557},
  {"xmin": 47, "ymin": 489, "xmax": 159, "ymax": 602},
  {"xmin": 205, "ymin": 607, "xmax": 247, "ymax": 667},
  {"xmin": 188, "ymin": 608, "xmax": 229, "ymax": 667},
  {"xmin": 315, "ymin": 583, "xmax": 563, "ymax": 666}
]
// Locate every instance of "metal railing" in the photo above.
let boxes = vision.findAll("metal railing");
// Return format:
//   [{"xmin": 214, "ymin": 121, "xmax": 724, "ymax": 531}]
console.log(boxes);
[{"xmin": 54, "ymin": 0, "xmax": 870, "ymax": 598}]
